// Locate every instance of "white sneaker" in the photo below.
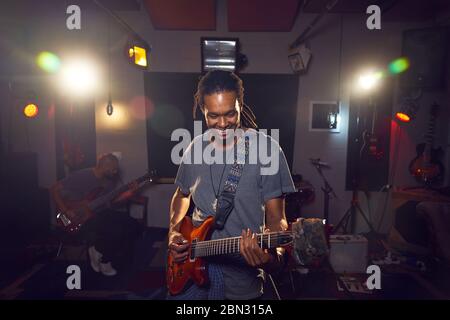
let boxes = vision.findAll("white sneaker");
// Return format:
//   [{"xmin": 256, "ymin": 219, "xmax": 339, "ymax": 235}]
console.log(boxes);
[
  {"xmin": 88, "ymin": 246, "xmax": 102, "ymax": 273},
  {"xmin": 99, "ymin": 262, "xmax": 117, "ymax": 276}
]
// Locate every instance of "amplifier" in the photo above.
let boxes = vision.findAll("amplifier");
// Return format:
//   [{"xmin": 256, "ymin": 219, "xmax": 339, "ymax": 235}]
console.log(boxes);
[{"xmin": 329, "ymin": 235, "xmax": 368, "ymax": 274}]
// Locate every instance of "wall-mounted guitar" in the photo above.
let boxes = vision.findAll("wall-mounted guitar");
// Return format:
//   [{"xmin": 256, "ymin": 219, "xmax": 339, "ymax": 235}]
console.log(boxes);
[
  {"xmin": 56, "ymin": 171, "xmax": 156, "ymax": 234},
  {"xmin": 360, "ymin": 100, "xmax": 384, "ymax": 160},
  {"xmin": 167, "ymin": 216, "xmax": 329, "ymax": 296},
  {"xmin": 409, "ymin": 103, "xmax": 445, "ymax": 186}
]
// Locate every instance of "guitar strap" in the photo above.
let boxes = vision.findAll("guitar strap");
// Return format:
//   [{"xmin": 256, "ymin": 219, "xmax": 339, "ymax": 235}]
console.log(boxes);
[{"xmin": 214, "ymin": 136, "xmax": 249, "ymax": 230}]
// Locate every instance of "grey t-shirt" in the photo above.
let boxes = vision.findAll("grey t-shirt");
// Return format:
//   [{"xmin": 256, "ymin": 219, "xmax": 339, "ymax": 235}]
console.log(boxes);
[
  {"xmin": 60, "ymin": 168, "xmax": 117, "ymax": 202},
  {"xmin": 175, "ymin": 129, "xmax": 296, "ymax": 299}
]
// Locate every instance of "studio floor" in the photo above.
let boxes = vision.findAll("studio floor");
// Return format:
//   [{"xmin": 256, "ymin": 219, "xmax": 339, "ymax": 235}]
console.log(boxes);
[
  {"xmin": 0, "ymin": 227, "xmax": 168, "ymax": 300},
  {"xmin": 0, "ymin": 228, "xmax": 449, "ymax": 300}
]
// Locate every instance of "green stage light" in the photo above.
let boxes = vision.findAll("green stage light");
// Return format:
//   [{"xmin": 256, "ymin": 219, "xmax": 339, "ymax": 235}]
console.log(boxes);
[
  {"xmin": 388, "ymin": 57, "xmax": 409, "ymax": 74},
  {"xmin": 36, "ymin": 51, "xmax": 61, "ymax": 73}
]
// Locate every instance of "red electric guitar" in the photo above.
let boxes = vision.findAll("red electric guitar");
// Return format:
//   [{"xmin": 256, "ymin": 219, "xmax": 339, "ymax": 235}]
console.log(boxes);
[
  {"xmin": 360, "ymin": 101, "xmax": 383, "ymax": 160},
  {"xmin": 55, "ymin": 172, "xmax": 155, "ymax": 234},
  {"xmin": 166, "ymin": 216, "xmax": 328, "ymax": 296}
]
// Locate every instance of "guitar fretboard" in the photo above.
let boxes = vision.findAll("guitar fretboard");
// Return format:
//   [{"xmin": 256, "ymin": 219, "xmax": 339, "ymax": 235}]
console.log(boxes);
[
  {"xmin": 88, "ymin": 173, "xmax": 153, "ymax": 211},
  {"xmin": 191, "ymin": 231, "xmax": 292, "ymax": 258},
  {"xmin": 424, "ymin": 114, "xmax": 436, "ymax": 145},
  {"xmin": 423, "ymin": 104, "xmax": 439, "ymax": 164}
]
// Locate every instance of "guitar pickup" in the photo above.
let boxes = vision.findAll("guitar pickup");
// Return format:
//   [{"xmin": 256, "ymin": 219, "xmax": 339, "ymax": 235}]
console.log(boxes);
[{"xmin": 190, "ymin": 239, "xmax": 197, "ymax": 261}]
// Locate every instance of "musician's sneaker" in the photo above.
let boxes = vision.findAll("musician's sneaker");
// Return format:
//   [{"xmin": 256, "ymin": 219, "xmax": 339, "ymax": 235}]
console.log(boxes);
[
  {"xmin": 99, "ymin": 262, "xmax": 117, "ymax": 276},
  {"xmin": 88, "ymin": 246, "xmax": 102, "ymax": 273}
]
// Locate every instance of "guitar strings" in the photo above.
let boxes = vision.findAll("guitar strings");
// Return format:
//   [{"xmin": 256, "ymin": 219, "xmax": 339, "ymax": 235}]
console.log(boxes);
[
  {"xmin": 192, "ymin": 233, "xmax": 292, "ymax": 247},
  {"xmin": 194, "ymin": 240, "xmax": 293, "ymax": 257},
  {"xmin": 191, "ymin": 232, "xmax": 293, "ymax": 257},
  {"xmin": 191, "ymin": 232, "xmax": 292, "ymax": 248}
]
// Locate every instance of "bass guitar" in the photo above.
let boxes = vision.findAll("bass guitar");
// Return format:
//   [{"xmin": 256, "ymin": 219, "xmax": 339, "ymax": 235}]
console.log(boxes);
[{"xmin": 56, "ymin": 171, "xmax": 155, "ymax": 234}]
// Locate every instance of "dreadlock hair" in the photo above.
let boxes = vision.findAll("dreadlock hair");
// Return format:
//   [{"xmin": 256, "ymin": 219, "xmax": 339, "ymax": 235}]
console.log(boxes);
[{"xmin": 193, "ymin": 70, "xmax": 258, "ymax": 129}]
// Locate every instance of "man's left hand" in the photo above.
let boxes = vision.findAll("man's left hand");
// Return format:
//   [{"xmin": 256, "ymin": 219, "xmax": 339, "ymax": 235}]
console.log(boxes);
[
  {"xmin": 112, "ymin": 181, "xmax": 139, "ymax": 204},
  {"xmin": 128, "ymin": 181, "xmax": 139, "ymax": 193}
]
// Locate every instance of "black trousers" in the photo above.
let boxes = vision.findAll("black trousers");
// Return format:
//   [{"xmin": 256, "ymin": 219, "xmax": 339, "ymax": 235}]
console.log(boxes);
[{"xmin": 81, "ymin": 209, "xmax": 142, "ymax": 266}]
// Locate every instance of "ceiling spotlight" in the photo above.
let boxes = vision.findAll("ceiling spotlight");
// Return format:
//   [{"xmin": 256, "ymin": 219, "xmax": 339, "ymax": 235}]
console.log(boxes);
[
  {"xmin": 60, "ymin": 58, "xmax": 99, "ymax": 96},
  {"xmin": 357, "ymin": 71, "xmax": 382, "ymax": 91},
  {"xmin": 126, "ymin": 37, "xmax": 150, "ymax": 69}
]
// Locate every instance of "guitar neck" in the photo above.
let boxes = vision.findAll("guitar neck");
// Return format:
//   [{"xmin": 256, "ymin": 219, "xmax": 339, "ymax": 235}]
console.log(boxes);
[
  {"xmin": 88, "ymin": 174, "xmax": 152, "ymax": 211},
  {"xmin": 425, "ymin": 104, "xmax": 439, "ymax": 153},
  {"xmin": 424, "ymin": 117, "xmax": 436, "ymax": 148},
  {"xmin": 370, "ymin": 101, "xmax": 377, "ymax": 134},
  {"xmin": 192, "ymin": 231, "xmax": 292, "ymax": 258},
  {"xmin": 423, "ymin": 106, "xmax": 438, "ymax": 163}
]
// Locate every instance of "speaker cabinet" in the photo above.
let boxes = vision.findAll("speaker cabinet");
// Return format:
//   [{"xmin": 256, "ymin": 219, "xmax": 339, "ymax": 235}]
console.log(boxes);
[
  {"xmin": 401, "ymin": 27, "xmax": 448, "ymax": 89},
  {"xmin": 0, "ymin": 187, "xmax": 50, "ymax": 246},
  {"xmin": 0, "ymin": 152, "xmax": 38, "ymax": 190}
]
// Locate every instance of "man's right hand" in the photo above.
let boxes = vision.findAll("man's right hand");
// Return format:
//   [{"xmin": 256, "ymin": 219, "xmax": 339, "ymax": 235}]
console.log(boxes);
[{"xmin": 168, "ymin": 232, "xmax": 190, "ymax": 263}]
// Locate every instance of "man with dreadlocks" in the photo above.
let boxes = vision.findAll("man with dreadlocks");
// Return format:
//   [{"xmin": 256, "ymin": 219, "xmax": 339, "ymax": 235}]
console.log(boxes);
[{"xmin": 168, "ymin": 70, "xmax": 296, "ymax": 300}]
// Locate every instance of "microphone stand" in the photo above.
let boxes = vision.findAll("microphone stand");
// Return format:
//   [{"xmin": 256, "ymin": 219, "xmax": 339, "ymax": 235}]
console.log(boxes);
[{"xmin": 310, "ymin": 159, "xmax": 337, "ymax": 224}]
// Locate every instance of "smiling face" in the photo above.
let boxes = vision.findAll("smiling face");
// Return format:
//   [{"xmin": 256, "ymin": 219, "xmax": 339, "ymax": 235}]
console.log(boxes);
[{"xmin": 203, "ymin": 91, "xmax": 241, "ymax": 139}]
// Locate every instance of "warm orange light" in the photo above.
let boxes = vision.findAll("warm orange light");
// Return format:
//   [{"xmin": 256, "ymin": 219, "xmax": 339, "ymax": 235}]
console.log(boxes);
[
  {"xmin": 128, "ymin": 45, "xmax": 148, "ymax": 67},
  {"xmin": 395, "ymin": 112, "xmax": 410, "ymax": 122},
  {"xmin": 24, "ymin": 104, "xmax": 39, "ymax": 118}
]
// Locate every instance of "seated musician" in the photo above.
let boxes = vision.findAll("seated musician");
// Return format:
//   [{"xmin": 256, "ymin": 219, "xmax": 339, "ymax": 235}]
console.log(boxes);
[{"xmin": 50, "ymin": 153, "xmax": 141, "ymax": 276}]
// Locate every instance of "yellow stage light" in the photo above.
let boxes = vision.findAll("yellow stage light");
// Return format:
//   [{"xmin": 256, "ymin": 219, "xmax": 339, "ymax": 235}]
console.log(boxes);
[
  {"xmin": 128, "ymin": 45, "xmax": 148, "ymax": 67},
  {"xmin": 395, "ymin": 112, "xmax": 411, "ymax": 122}
]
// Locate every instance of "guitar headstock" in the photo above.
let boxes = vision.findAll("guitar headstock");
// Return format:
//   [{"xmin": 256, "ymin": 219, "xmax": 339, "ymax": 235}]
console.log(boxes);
[
  {"xmin": 143, "ymin": 170, "xmax": 157, "ymax": 184},
  {"xmin": 291, "ymin": 218, "xmax": 329, "ymax": 266},
  {"xmin": 133, "ymin": 170, "xmax": 158, "ymax": 187}
]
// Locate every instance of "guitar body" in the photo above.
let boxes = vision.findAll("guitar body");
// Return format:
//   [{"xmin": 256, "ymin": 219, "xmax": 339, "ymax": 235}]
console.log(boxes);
[
  {"xmin": 166, "ymin": 216, "xmax": 214, "ymax": 296},
  {"xmin": 55, "ymin": 188, "xmax": 103, "ymax": 234},
  {"xmin": 408, "ymin": 104, "xmax": 445, "ymax": 186},
  {"xmin": 56, "ymin": 201, "xmax": 93, "ymax": 234},
  {"xmin": 360, "ymin": 130, "xmax": 383, "ymax": 160},
  {"xmin": 409, "ymin": 143, "xmax": 445, "ymax": 184}
]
